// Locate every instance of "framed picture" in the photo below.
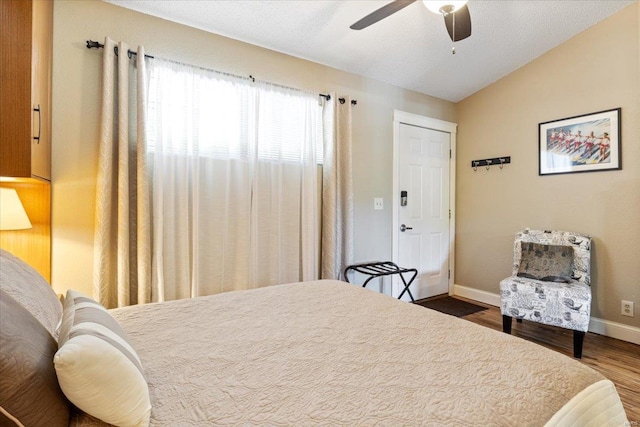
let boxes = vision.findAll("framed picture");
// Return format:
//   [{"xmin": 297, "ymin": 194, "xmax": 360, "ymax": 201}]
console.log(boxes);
[{"xmin": 539, "ymin": 108, "xmax": 621, "ymax": 176}]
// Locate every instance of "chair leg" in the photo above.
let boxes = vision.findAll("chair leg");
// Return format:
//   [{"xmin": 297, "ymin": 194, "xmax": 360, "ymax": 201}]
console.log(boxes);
[
  {"xmin": 502, "ymin": 315, "xmax": 512, "ymax": 334},
  {"xmin": 573, "ymin": 331, "xmax": 585, "ymax": 358}
]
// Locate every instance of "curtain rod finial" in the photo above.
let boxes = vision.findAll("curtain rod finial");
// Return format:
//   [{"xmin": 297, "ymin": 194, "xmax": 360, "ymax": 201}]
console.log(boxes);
[{"xmin": 86, "ymin": 40, "xmax": 104, "ymax": 50}]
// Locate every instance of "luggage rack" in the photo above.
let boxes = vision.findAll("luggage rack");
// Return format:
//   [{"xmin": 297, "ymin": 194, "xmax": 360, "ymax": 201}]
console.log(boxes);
[{"xmin": 344, "ymin": 261, "xmax": 418, "ymax": 303}]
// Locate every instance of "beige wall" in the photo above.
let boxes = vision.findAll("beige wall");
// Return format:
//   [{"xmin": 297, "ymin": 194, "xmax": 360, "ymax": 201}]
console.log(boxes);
[
  {"xmin": 51, "ymin": 0, "xmax": 456, "ymax": 296},
  {"xmin": 455, "ymin": 3, "xmax": 639, "ymax": 327}
]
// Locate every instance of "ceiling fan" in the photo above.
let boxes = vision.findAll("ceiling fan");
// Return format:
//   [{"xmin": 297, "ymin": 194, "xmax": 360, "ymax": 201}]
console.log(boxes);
[{"xmin": 350, "ymin": 0, "xmax": 472, "ymax": 45}]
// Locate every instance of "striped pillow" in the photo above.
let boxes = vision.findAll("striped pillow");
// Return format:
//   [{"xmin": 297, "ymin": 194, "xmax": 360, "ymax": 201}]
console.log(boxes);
[{"xmin": 54, "ymin": 290, "xmax": 150, "ymax": 427}]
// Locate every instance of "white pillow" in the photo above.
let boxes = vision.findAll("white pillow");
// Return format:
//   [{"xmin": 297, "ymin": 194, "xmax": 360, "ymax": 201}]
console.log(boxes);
[{"xmin": 54, "ymin": 290, "xmax": 151, "ymax": 427}]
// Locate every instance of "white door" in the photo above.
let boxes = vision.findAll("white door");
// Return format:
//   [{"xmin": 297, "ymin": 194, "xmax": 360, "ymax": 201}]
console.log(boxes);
[{"xmin": 395, "ymin": 123, "xmax": 450, "ymax": 300}]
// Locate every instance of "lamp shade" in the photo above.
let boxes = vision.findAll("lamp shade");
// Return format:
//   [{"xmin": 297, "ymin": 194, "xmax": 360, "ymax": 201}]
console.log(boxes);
[
  {"xmin": 0, "ymin": 188, "xmax": 32, "ymax": 230},
  {"xmin": 423, "ymin": 0, "xmax": 468, "ymax": 14}
]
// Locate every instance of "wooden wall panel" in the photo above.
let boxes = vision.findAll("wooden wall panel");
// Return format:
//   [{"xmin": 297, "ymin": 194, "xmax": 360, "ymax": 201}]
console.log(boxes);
[{"xmin": 0, "ymin": 180, "xmax": 51, "ymax": 281}]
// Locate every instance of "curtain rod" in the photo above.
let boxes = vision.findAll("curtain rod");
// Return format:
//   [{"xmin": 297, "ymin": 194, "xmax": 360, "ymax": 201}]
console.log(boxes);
[
  {"xmin": 319, "ymin": 94, "xmax": 358, "ymax": 106},
  {"xmin": 86, "ymin": 40, "xmax": 357, "ymax": 105},
  {"xmin": 86, "ymin": 40, "xmax": 154, "ymax": 59}
]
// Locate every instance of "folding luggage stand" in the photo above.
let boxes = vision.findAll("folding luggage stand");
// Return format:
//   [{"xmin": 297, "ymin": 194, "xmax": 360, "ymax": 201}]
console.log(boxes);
[{"xmin": 344, "ymin": 261, "xmax": 418, "ymax": 303}]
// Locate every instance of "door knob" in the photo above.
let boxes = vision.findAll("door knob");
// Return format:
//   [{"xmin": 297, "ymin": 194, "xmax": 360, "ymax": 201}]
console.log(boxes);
[{"xmin": 400, "ymin": 224, "xmax": 413, "ymax": 232}]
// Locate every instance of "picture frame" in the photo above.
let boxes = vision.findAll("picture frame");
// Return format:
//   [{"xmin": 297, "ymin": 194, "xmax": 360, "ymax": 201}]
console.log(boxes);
[{"xmin": 538, "ymin": 108, "xmax": 621, "ymax": 176}]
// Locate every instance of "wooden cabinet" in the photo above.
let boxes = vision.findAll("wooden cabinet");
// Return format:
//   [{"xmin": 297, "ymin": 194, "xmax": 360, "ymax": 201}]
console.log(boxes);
[{"xmin": 0, "ymin": 0, "xmax": 53, "ymax": 181}]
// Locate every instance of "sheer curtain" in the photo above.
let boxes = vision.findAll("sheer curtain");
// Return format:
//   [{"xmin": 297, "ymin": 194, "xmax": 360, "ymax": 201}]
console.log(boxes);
[
  {"xmin": 147, "ymin": 59, "xmax": 321, "ymax": 301},
  {"xmin": 93, "ymin": 38, "xmax": 151, "ymax": 308},
  {"xmin": 321, "ymin": 94, "xmax": 354, "ymax": 280}
]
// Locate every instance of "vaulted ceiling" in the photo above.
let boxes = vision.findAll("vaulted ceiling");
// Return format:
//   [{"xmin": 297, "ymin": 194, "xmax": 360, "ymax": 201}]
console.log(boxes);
[{"xmin": 104, "ymin": 0, "xmax": 636, "ymax": 102}]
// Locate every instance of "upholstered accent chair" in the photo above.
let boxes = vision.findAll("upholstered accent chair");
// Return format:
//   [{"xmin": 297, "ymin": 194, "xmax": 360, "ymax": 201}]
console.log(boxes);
[{"xmin": 499, "ymin": 229, "xmax": 592, "ymax": 358}]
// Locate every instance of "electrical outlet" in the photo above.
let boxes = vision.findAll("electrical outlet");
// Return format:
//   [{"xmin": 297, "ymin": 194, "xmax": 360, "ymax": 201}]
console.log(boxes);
[
  {"xmin": 373, "ymin": 198, "xmax": 383, "ymax": 210},
  {"xmin": 621, "ymin": 300, "xmax": 634, "ymax": 317}
]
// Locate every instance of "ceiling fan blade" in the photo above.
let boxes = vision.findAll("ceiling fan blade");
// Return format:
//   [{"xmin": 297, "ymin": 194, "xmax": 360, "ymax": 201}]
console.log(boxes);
[
  {"xmin": 350, "ymin": 0, "xmax": 416, "ymax": 30},
  {"xmin": 444, "ymin": 4, "xmax": 472, "ymax": 42}
]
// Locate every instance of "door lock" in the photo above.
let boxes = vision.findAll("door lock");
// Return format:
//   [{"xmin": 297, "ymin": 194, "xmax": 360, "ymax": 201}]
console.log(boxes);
[
  {"xmin": 400, "ymin": 224, "xmax": 413, "ymax": 232},
  {"xmin": 400, "ymin": 190, "xmax": 407, "ymax": 206}
]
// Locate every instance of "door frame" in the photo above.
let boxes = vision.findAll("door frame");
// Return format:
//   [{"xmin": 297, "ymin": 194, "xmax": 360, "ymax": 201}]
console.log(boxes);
[{"xmin": 392, "ymin": 110, "xmax": 457, "ymax": 297}]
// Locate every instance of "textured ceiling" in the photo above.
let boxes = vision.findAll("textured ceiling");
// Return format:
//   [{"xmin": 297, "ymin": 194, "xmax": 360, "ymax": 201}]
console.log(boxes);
[{"xmin": 103, "ymin": 0, "xmax": 636, "ymax": 102}]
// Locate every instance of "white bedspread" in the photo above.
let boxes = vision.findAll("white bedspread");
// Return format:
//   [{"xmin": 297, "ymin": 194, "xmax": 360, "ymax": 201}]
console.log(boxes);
[{"xmin": 71, "ymin": 280, "xmax": 627, "ymax": 426}]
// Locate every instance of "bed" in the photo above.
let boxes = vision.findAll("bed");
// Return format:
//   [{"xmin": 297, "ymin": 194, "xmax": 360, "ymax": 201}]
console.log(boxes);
[{"xmin": 0, "ymin": 249, "xmax": 629, "ymax": 426}]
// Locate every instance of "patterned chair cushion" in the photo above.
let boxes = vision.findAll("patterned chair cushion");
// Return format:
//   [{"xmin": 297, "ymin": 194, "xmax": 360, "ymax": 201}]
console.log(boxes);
[{"xmin": 500, "ymin": 276, "xmax": 591, "ymax": 332}]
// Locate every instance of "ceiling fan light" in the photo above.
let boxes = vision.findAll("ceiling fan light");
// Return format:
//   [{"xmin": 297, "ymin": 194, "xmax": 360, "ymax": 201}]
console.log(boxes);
[{"xmin": 423, "ymin": 0, "xmax": 468, "ymax": 15}]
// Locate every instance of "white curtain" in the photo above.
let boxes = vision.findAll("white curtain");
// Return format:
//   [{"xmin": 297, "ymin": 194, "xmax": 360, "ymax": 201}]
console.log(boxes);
[
  {"xmin": 93, "ymin": 38, "xmax": 151, "ymax": 308},
  {"xmin": 147, "ymin": 58, "xmax": 321, "ymax": 301},
  {"xmin": 321, "ymin": 94, "xmax": 354, "ymax": 280}
]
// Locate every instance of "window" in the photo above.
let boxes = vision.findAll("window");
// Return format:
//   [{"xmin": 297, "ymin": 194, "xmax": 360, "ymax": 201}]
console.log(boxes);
[{"xmin": 147, "ymin": 60, "xmax": 323, "ymax": 163}]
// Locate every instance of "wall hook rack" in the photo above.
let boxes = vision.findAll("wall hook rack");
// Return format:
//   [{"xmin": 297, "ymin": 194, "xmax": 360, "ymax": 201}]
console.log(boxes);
[{"xmin": 471, "ymin": 156, "xmax": 511, "ymax": 171}]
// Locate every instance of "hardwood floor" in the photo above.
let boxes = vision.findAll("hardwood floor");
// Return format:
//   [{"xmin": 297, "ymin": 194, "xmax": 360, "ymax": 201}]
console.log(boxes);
[{"xmin": 459, "ymin": 299, "xmax": 640, "ymax": 422}]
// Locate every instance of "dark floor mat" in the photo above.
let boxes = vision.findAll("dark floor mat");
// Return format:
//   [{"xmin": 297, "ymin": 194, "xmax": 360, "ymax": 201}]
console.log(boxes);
[{"xmin": 414, "ymin": 296, "xmax": 487, "ymax": 317}]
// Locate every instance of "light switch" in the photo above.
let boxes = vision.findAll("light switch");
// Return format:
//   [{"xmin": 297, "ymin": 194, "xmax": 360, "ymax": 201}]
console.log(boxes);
[{"xmin": 374, "ymin": 198, "xmax": 383, "ymax": 210}]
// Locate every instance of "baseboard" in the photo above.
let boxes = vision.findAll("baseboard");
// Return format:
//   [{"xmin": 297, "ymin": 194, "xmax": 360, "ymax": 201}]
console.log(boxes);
[
  {"xmin": 452, "ymin": 284, "xmax": 640, "ymax": 345},
  {"xmin": 588, "ymin": 317, "xmax": 640, "ymax": 345},
  {"xmin": 452, "ymin": 284, "xmax": 501, "ymax": 307}
]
